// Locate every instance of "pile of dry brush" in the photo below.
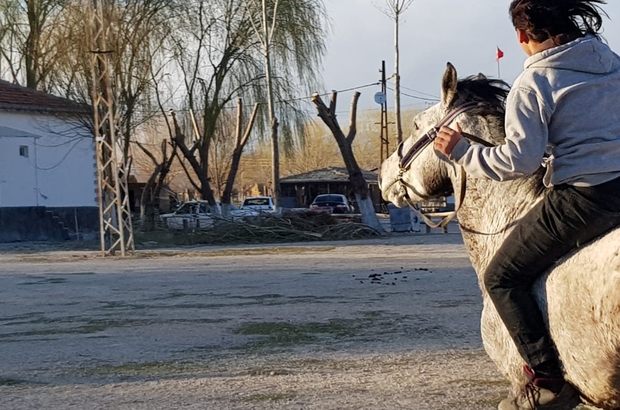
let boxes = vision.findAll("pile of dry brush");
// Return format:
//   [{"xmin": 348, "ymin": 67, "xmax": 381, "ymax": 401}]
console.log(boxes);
[{"xmin": 174, "ymin": 211, "xmax": 381, "ymax": 245}]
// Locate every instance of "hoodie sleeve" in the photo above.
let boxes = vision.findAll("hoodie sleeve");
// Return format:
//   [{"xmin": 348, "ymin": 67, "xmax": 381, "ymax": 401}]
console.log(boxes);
[{"xmin": 449, "ymin": 86, "xmax": 550, "ymax": 181}]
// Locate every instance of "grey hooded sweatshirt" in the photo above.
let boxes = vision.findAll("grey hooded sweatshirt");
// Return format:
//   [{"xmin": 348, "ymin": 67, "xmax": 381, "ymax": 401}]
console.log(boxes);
[{"xmin": 450, "ymin": 34, "xmax": 620, "ymax": 187}]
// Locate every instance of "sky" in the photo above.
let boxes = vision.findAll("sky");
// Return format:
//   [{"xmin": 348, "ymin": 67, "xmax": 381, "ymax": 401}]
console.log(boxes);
[{"xmin": 319, "ymin": 0, "xmax": 620, "ymax": 111}]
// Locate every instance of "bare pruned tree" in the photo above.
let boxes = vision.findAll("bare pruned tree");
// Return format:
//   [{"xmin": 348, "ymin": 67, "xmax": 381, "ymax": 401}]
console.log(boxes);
[
  {"xmin": 220, "ymin": 99, "xmax": 259, "ymax": 216},
  {"xmin": 311, "ymin": 91, "xmax": 385, "ymax": 233}
]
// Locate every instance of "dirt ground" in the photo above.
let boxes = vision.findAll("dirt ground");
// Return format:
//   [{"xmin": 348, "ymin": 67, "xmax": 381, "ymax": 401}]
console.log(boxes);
[{"xmin": 0, "ymin": 233, "xmax": 594, "ymax": 410}]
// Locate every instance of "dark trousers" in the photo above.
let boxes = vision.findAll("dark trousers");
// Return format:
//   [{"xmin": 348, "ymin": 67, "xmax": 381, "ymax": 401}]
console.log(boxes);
[{"xmin": 483, "ymin": 176, "xmax": 620, "ymax": 370}]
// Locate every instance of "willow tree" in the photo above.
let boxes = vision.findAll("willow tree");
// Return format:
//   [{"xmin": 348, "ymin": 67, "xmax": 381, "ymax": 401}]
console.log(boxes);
[
  {"xmin": 169, "ymin": 0, "xmax": 328, "ymax": 209},
  {"xmin": 244, "ymin": 0, "xmax": 328, "ymax": 208}
]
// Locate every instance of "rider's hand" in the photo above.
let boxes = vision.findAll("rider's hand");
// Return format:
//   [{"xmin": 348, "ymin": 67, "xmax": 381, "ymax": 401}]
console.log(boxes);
[{"xmin": 435, "ymin": 123, "xmax": 463, "ymax": 157}]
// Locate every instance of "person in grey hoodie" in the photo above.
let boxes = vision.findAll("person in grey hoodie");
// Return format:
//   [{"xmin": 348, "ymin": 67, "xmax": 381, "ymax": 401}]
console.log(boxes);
[{"xmin": 435, "ymin": 0, "xmax": 620, "ymax": 409}]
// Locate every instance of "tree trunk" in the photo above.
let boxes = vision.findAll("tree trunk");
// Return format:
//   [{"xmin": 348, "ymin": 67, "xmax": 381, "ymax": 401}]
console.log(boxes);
[
  {"xmin": 311, "ymin": 91, "xmax": 385, "ymax": 233},
  {"xmin": 136, "ymin": 141, "xmax": 176, "ymax": 231},
  {"xmin": 262, "ymin": 0, "xmax": 281, "ymax": 208},
  {"xmin": 221, "ymin": 100, "xmax": 259, "ymax": 217},
  {"xmin": 25, "ymin": 0, "xmax": 41, "ymax": 89},
  {"xmin": 394, "ymin": 14, "xmax": 403, "ymax": 145},
  {"xmin": 264, "ymin": 47, "xmax": 280, "ymax": 208},
  {"xmin": 139, "ymin": 167, "xmax": 160, "ymax": 230},
  {"xmin": 170, "ymin": 110, "xmax": 217, "ymax": 207}
]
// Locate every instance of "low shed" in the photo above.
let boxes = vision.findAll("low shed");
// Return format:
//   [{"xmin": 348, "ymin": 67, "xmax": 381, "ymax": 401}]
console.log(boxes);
[{"xmin": 280, "ymin": 167, "xmax": 383, "ymax": 211}]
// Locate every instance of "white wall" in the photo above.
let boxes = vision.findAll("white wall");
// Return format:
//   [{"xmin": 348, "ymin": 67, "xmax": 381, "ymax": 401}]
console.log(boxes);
[{"xmin": 0, "ymin": 111, "xmax": 97, "ymax": 207}]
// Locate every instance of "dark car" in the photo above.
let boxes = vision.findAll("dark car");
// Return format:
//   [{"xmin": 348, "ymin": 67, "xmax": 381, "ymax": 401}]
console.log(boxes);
[{"xmin": 309, "ymin": 194, "xmax": 353, "ymax": 214}]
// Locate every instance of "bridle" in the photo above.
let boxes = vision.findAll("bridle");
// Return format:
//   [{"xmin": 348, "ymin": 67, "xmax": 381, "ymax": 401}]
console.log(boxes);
[{"xmin": 385, "ymin": 102, "xmax": 490, "ymax": 229}]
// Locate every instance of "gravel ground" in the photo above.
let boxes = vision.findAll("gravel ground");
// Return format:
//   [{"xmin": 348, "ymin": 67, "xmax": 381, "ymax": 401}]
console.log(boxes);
[{"xmin": 0, "ymin": 232, "xmax": 581, "ymax": 409}]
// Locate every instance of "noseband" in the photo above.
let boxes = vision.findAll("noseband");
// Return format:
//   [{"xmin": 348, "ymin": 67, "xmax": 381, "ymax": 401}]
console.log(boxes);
[{"xmin": 388, "ymin": 102, "xmax": 481, "ymax": 229}]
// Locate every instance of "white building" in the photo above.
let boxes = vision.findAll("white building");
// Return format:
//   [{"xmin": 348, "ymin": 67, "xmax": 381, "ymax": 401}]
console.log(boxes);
[{"xmin": 0, "ymin": 80, "xmax": 97, "ymax": 242}]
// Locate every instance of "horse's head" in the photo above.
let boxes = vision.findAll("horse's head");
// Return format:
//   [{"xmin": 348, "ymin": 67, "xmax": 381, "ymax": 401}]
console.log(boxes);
[{"xmin": 379, "ymin": 63, "xmax": 509, "ymax": 207}]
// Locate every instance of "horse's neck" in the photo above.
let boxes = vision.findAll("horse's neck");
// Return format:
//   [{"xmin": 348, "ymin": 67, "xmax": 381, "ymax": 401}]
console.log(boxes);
[{"xmin": 453, "ymin": 171, "xmax": 545, "ymax": 277}]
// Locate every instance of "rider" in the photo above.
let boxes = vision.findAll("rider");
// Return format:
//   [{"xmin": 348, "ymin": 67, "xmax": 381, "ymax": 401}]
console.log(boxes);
[{"xmin": 434, "ymin": 0, "xmax": 620, "ymax": 409}]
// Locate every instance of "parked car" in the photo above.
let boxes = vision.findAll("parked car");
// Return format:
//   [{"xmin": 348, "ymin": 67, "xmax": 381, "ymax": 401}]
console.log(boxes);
[
  {"xmin": 159, "ymin": 201, "xmax": 213, "ymax": 229},
  {"xmin": 240, "ymin": 196, "xmax": 276, "ymax": 213},
  {"xmin": 309, "ymin": 194, "xmax": 353, "ymax": 214},
  {"xmin": 418, "ymin": 195, "xmax": 455, "ymax": 213},
  {"xmin": 159, "ymin": 201, "xmax": 253, "ymax": 229}
]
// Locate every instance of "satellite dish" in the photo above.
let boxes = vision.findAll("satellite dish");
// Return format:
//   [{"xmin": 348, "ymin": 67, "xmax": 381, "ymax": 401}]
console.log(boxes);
[{"xmin": 374, "ymin": 92, "xmax": 386, "ymax": 105}]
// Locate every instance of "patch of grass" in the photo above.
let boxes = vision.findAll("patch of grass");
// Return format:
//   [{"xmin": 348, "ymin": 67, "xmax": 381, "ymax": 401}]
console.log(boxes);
[
  {"xmin": 0, "ymin": 312, "xmax": 45, "ymax": 322},
  {"xmin": 150, "ymin": 291, "xmax": 190, "ymax": 301},
  {"xmin": 18, "ymin": 277, "xmax": 68, "ymax": 285},
  {"xmin": 1, "ymin": 315, "xmax": 82, "ymax": 326},
  {"xmin": 434, "ymin": 299, "xmax": 479, "ymax": 308},
  {"xmin": 286, "ymin": 295, "xmax": 341, "ymax": 302},
  {"xmin": 173, "ymin": 318, "xmax": 230, "ymax": 325},
  {"xmin": 80, "ymin": 361, "xmax": 203, "ymax": 378},
  {"xmin": 77, "ymin": 319, "xmax": 157, "ymax": 334},
  {"xmin": 231, "ymin": 294, "xmax": 284, "ymax": 301},
  {"xmin": 100, "ymin": 301, "xmax": 149, "ymax": 310},
  {"xmin": 234, "ymin": 317, "xmax": 381, "ymax": 350},
  {"xmin": 102, "ymin": 295, "xmax": 332, "ymax": 311},
  {"xmin": 46, "ymin": 272, "xmax": 96, "ymax": 276},
  {"xmin": 0, "ymin": 318, "xmax": 155, "ymax": 339},
  {"xmin": 361, "ymin": 310, "xmax": 386, "ymax": 318},
  {"xmin": 134, "ymin": 230, "xmax": 179, "ymax": 248},
  {"xmin": 0, "ymin": 317, "xmax": 231, "ymax": 341},
  {"xmin": 241, "ymin": 393, "xmax": 296, "ymax": 403},
  {"xmin": 0, "ymin": 378, "xmax": 28, "ymax": 386}
]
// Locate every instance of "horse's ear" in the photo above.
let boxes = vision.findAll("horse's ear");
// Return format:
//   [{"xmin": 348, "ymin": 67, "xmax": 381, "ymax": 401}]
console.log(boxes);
[
  {"xmin": 441, "ymin": 62, "xmax": 458, "ymax": 107},
  {"xmin": 477, "ymin": 72, "xmax": 487, "ymax": 80}
]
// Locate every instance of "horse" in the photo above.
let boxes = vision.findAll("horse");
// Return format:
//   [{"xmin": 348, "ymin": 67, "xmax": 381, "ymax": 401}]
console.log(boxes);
[{"xmin": 379, "ymin": 62, "xmax": 620, "ymax": 409}]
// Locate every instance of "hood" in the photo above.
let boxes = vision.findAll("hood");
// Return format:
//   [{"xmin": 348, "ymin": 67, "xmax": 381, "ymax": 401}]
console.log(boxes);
[{"xmin": 525, "ymin": 35, "xmax": 617, "ymax": 75}]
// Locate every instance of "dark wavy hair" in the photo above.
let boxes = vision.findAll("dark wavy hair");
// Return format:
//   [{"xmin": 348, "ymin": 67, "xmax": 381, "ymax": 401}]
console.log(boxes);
[{"xmin": 509, "ymin": 0, "xmax": 607, "ymax": 45}]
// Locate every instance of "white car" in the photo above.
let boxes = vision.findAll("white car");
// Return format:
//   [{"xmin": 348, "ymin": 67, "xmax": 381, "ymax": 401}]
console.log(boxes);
[
  {"xmin": 159, "ymin": 201, "xmax": 252, "ymax": 229},
  {"xmin": 240, "ymin": 196, "xmax": 276, "ymax": 214}
]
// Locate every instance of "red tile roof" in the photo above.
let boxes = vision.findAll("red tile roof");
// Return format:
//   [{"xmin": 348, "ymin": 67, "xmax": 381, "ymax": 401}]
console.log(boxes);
[{"xmin": 0, "ymin": 80, "xmax": 90, "ymax": 114}]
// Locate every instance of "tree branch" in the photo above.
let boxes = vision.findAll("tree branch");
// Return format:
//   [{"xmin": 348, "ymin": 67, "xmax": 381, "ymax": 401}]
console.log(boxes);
[
  {"xmin": 329, "ymin": 92, "xmax": 337, "ymax": 116},
  {"xmin": 241, "ymin": 103, "xmax": 260, "ymax": 147},
  {"xmin": 346, "ymin": 92, "xmax": 361, "ymax": 144}
]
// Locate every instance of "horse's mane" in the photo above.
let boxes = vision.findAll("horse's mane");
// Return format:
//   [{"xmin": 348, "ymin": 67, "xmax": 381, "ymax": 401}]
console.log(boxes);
[{"xmin": 452, "ymin": 76, "xmax": 510, "ymax": 127}]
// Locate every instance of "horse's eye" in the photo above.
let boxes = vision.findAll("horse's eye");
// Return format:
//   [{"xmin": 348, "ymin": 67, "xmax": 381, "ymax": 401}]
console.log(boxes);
[{"xmin": 414, "ymin": 122, "xmax": 420, "ymax": 131}]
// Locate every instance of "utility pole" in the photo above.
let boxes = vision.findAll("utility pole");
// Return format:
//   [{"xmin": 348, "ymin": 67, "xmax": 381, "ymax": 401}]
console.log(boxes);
[
  {"xmin": 91, "ymin": 0, "xmax": 134, "ymax": 256},
  {"xmin": 379, "ymin": 60, "xmax": 390, "ymax": 164}
]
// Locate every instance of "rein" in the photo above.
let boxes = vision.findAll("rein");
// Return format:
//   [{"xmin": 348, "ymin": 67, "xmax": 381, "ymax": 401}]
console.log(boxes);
[
  {"xmin": 388, "ymin": 102, "xmax": 489, "ymax": 229},
  {"xmin": 397, "ymin": 102, "xmax": 479, "ymax": 172}
]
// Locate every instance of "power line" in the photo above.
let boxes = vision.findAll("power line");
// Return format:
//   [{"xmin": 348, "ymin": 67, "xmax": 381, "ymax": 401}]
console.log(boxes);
[
  {"xmin": 399, "ymin": 84, "xmax": 440, "ymax": 99},
  {"xmin": 31, "ymin": 139, "xmax": 83, "ymax": 171},
  {"xmin": 277, "ymin": 81, "xmax": 381, "ymax": 103},
  {"xmin": 35, "ymin": 135, "xmax": 90, "ymax": 148},
  {"xmin": 386, "ymin": 85, "xmax": 439, "ymax": 102},
  {"xmin": 127, "ymin": 81, "xmax": 383, "ymax": 116}
]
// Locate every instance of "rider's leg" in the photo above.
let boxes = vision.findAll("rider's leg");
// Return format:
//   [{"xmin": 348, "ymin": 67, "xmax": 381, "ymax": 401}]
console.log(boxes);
[{"xmin": 484, "ymin": 176, "xmax": 620, "ymax": 408}]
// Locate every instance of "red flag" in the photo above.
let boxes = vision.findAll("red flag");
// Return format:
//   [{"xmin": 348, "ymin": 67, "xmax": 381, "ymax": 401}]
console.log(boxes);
[{"xmin": 495, "ymin": 47, "xmax": 505, "ymax": 62}]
